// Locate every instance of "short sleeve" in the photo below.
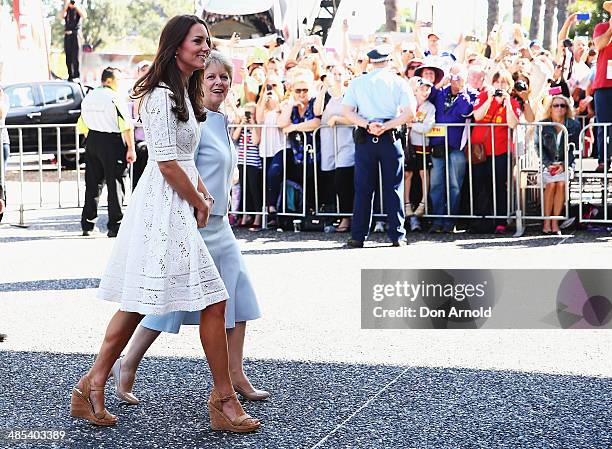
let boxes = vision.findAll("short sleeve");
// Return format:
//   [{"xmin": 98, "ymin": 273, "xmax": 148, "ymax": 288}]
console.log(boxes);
[
  {"xmin": 113, "ymin": 97, "xmax": 134, "ymax": 133},
  {"xmin": 473, "ymin": 91, "xmax": 488, "ymax": 112},
  {"xmin": 144, "ymin": 88, "xmax": 178, "ymax": 161},
  {"xmin": 510, "ymin": 97, "xmax": 523, "ymax": 118},
  {"xmin": 398, "ymin": 78, "xmax": 416, "ymax": 115},
  {"xmin": 593, "ymin": 23, "xmax": 609, "ymax": 40},
  {"xmin": 342, "ymin": 79, "xmax": 358, "ymax": 109}
]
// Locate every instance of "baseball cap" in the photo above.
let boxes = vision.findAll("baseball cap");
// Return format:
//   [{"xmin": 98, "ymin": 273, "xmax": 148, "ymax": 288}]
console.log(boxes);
[{"xmin": 367, "ymin": 45, "xmax": 393, "ymax": 63}]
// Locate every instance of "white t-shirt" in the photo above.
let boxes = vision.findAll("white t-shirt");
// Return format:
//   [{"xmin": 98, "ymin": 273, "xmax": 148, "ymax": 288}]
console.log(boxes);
[
  {"xmin": 409, "ymin": 100, "xmax": 436, "ymax": 147},
  {"xmin": 569, "ymin": 61, "xmax": 592, "ymax": 91},
  {"xmin": 259, "ymin": 110, "xmax": 284, "ymax": 158}
]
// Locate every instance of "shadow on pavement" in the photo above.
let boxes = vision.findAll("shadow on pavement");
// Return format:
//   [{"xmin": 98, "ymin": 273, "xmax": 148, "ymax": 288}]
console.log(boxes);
[{"xmin": 0, "ymin": 351, "xmax": 610, "ymax": 449}]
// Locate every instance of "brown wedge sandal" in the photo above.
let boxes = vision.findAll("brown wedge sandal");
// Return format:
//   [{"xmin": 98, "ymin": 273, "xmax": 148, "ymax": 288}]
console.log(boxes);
[
  {"xmin": 207, "ymin": 388, "xmax": 261, "ymax": 433},
  {"xmin": 70, "ymin": 375, "xmax": 118, "ymax": 426}
]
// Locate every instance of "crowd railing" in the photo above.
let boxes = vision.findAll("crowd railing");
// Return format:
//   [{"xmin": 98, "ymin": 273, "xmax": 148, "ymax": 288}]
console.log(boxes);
[
  {"xmin": 577, "ymin": 122, "xmax": 612, "ymax": 224},
  {"xmin": 2, "ymin": 120, "xmax": 611, "ymax": 233}
]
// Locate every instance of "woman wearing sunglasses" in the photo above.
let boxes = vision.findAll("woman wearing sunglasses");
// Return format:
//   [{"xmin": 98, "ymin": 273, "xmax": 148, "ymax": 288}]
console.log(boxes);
[
  {"xmin": 277, "ymin": 73, "xmax": 321, "ymax": 212},
  {"xmin": 537, "ymin": 95, "xmax": 580, "ymax": 235}
]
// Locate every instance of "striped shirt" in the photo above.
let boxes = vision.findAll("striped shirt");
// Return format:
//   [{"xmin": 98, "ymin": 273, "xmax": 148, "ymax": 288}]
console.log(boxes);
[{"xmin": 236, "ymin": 128, "xmax": 262, "ymax": 168}]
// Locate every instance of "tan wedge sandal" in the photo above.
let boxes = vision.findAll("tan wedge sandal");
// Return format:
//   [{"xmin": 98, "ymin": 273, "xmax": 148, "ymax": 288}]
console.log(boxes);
[
  {"xmin": 207, "ymin": 388, "xmax": 261, "ymax": 433},
  {"xmin": 70, "ymin": 375, "xmax": 118, "ymax": 426}
]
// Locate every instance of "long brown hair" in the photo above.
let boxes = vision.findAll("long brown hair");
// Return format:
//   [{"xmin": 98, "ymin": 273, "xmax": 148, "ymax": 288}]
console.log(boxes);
[{"xmin": 132, "ymin": 15, "xmax": 211, "ymax": 122}]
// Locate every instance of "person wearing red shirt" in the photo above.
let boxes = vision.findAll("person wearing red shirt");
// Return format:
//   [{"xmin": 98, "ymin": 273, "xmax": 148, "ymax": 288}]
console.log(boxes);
[
  {"xmin": 593, "ymin": 2, "xmax": 612, "ymax": 171},
  {"xmin": 470, "ymin": 71, "xmax": 522, "ymax": 234}
]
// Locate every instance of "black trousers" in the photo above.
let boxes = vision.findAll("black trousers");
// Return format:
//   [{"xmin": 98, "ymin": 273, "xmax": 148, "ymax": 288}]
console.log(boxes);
[
  {"xmin": 237, "ymin": 164, "xmax": 263, "ymax": 213},
  {"xmin": 335, "ymin": 166, "xmax": 355, "ymax": 214},
  {"xmin": 131, "ymin": 141, "xmax": 149, "ymax": 190},
  {"xmin": 64, "ymin": 32, "xmax": 80, "ymax": 80},
  {"xmin": 81, "ymin": 131, "xmax": 128, "ymax": 232}
]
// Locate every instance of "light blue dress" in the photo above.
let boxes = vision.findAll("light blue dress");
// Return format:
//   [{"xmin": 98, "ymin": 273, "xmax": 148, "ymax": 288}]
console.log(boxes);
[{"xmin": 141, "ymin": 109, "xmax": 261, "ymax": 332}]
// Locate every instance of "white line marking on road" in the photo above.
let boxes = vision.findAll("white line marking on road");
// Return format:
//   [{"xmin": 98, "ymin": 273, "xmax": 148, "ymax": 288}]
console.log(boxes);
[{"xmin": 309, "ymin": 367, "xmax": 410, "ymax": 449}]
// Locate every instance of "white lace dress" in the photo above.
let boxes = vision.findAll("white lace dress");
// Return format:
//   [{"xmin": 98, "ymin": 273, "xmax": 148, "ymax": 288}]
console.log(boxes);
[{"xmin": 97, "ymin": 86, "xmax": 228, "ymax": 315}]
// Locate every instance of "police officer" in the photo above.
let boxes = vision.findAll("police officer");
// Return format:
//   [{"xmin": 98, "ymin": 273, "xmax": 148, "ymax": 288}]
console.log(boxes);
[
  {"xmin": 342, "ymin": 46, "xmax": 416, "ymax": 247},
  {"xmin": 58, "ymin": 0, "xmax": 87, "ymax": 81},
  {"xmin": 78, "ymin": 67, "xmax": 135, "ymax": 237}
]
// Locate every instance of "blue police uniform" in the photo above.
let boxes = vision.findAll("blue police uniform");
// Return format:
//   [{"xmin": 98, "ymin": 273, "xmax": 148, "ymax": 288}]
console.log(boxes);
[{"xmin": 342, "ymin": 52, "xmax": 416, "ymax": 244}]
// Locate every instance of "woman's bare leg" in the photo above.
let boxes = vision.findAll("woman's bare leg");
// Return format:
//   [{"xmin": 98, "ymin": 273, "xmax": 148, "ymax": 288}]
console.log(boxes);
[
  {"xmin": 404, "ymin": 171, "xmax": 413, "ymax": 213},
  {"xmin": 543, "ymin": 183, "xmax": 555, "ymax": 232},
  {"xmin": 200, "ymin": 301, "xmax": 255, "ymax": 422},
  {"xmin": 420, "ymin": 169, "xmax": 430, "ymax": 207},
  {"xmin": 552, "ymin": 181, "xmax": 566, "ymax": 232},
  {"xmin": 120, "ymin": 326, "xmax": 162, "ymax": 393},
  {"xmin": 78, "ymin": 310, "xmax": 143, "ymax": 414},
  {"xmin": 227, "ymin": 322, "xmax": 254, "ymax": 390}
]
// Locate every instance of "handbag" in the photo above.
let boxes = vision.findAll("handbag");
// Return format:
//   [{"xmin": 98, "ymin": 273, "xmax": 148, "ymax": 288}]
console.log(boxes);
[
  {"xmin": 467, "ymin": 125, "xmax": 491, "ymax": 165},
  {"xmin": 467, "ymin": 142, "xmax": 487, "ymax": 165}
]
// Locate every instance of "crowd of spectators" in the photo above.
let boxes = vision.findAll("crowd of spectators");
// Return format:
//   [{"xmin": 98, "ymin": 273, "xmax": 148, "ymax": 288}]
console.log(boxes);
[
  {"xmin": 129, "ymin": 6, "xmax": 611, "ymax": 235},
  {"xmin": 214, "ymin": 5, "xmax": 610, "ymax": 235}
]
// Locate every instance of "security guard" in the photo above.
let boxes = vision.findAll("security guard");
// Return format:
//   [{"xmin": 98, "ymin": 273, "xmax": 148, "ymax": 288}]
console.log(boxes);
[
  {"xmin": 78, "ymin": 67, "xmax": 135, "ymax": 237},
  {"xmin": 342, "ymin": 46, "xmax": 416, "ymax": 247}
]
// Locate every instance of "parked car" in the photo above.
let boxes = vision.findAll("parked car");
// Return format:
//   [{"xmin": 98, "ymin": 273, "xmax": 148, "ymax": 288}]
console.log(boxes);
[{"xmin": 4, "ymin": 80, "xmax": 87, "ymax": 167}]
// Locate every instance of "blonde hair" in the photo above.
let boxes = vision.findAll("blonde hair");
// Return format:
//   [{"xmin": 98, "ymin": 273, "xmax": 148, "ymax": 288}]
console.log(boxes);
[
  {"xmin": 541, "ymin": 95, "xmax": 575, "ymax": 121},
  {"xmin": 492, "ymin": 70, "xmax": 514, "ymax": 92},
  {"xmin": 204, "ymin": 50, "xmax": 233, "ymax": 82}
]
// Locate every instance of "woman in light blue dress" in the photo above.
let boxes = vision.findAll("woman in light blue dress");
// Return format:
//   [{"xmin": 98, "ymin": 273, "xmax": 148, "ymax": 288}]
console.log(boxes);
[{"xmin": 108, "ymin": 51, "xmax": 267, "ymax": 404}]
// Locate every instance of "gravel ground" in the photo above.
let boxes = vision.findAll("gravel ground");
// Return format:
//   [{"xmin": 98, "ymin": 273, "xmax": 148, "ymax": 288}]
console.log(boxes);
[
  {"xmin": 1, "ymin": 352, "xmax": 611, "ymax": 449},
  {"xmin": 1, "ymin": 208, "xmax": 612, "ymax": 448}
]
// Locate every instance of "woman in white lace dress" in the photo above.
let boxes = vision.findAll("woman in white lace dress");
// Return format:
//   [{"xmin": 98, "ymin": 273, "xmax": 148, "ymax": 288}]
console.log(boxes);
[{"xmin": 70, "ymin": 15, "xmax": 260, "ymax": 433}]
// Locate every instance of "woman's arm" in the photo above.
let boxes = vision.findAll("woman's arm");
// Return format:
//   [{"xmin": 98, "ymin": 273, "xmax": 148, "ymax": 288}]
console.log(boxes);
[
  {"xmin": 313, "ymin": 85, "xmax": 327, "ymax": 117},
  {"xmin": 255, "ymin": 94, "xmax": 267, "ymax": 124},
  {"xmin": 473, "ymin": 95, "xmax": 494, "ymax": 122},
  {"xmin": 504, "ymin": 95, "xmax": 519, "ymax": 129},
  {"xmin": 158, "ymin": 161, "xmax": 208, "ymax": 211},
  {"xmin": 285, "ymin": 117, "xmax": 321, "ymax": 133},
  {"xmin": 231, "ymin": 121, "xmax": 243, "ymax": 141},
  {"xmin": 277, "ymin": 99, "xmax": 294, "ymax": 128},
  {"xmin": 251, "ymin": 127, "xmax": 261, "ymax": 145},
  {"xmin": 594, "ymin": 19, "xmax": 612, "ymax": 51}
]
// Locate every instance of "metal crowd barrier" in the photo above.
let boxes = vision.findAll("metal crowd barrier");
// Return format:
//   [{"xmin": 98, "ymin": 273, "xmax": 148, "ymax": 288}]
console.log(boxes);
[
  {"xmin": 228, "ymin": 123, "xmax": 310, "ymax": 230},
  {"xmin": 4, "ymin": 120, "xmax": 610, "ymax": 234},
  {"xmin": 1, "ymin": 124, "xmax": 84, "ymax": 226},
  {"xmin": 577, "ymin": 122, "xmax": 612, "ymax": 224},
  {"xmin": 227, "ymin": 121, "xmax": 570, "ymax": 236}
]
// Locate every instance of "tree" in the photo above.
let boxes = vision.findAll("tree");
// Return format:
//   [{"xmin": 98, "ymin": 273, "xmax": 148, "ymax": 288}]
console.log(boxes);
[
  {"xmin": 529, "ymin": 0, "xmax": 543, "ymax": 40},
  {"xmin": 43, "ymin": 0, "xmax": 193, "ymax": 53},
  {"xmin": 570, "ymin": 0, "xmax": 612, "ymax": 39},
  {"xmin": 556, "ymin": 0, "xmax": 569, "ymax": 34},
  {"xmin": 542, "ymin": 0, "xmax": 557, "ymax": 50},
  {"xmin": 125, "ymin": 0, "xmax": 195, "ymax": 53},
  {"xmin": 487, "ymin": 0, "xmax": 499, "ymax": 35},
  {"xmin": 383, "ymin": 0, "xmax": 398, "ymax": 32},
  {"xmin": 513, "ymin": 0, "xmax": 523, "ymax": 24},
  {"xmin": 46, "ymin": 0, "xmax": 130, "ymax": 51}
]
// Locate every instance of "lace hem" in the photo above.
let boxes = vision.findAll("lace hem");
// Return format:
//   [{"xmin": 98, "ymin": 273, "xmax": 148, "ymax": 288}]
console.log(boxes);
[{"xmin": 99, "ymin": 288, "xmax": 228, "ymax": 316}]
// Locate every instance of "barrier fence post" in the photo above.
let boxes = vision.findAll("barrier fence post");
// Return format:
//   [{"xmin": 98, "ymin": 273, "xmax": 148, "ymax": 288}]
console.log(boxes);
[
  {"xmin": 17, "ymin": 129, "xmax": 26, "ymax": 227},
  {"xmin": 604, "ymin": 125, "xmax": 609, "ymax": 222},
  {"xmin": 37, "ymin": 128, "xmax": 43, "ymax": 207},
  {"xmin": 514, "ymin": 124, "xmax": 524, "ymax": 237},
  {"xmin": 56, "ymin": 128, "xmax": 62, "ymax": 208}
]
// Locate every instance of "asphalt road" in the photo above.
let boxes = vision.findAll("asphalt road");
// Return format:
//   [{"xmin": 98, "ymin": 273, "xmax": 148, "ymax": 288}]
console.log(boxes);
[{"xmin": 1, "ymin": 208, "xmax": 612, "ymax": 448}]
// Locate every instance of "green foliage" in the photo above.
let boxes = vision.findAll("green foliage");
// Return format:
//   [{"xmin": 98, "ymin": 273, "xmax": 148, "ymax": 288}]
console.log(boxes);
[
  {"xmin": 43, "ymin": 0, "xmax": 195, "ymax": 53},
  {"xmin": 126, "ymin": 0, "xmax": 196, "ymax": 53},
  {"xmin": 569, "ymin": 0, "xmax": 611, "ymax": 39}
]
